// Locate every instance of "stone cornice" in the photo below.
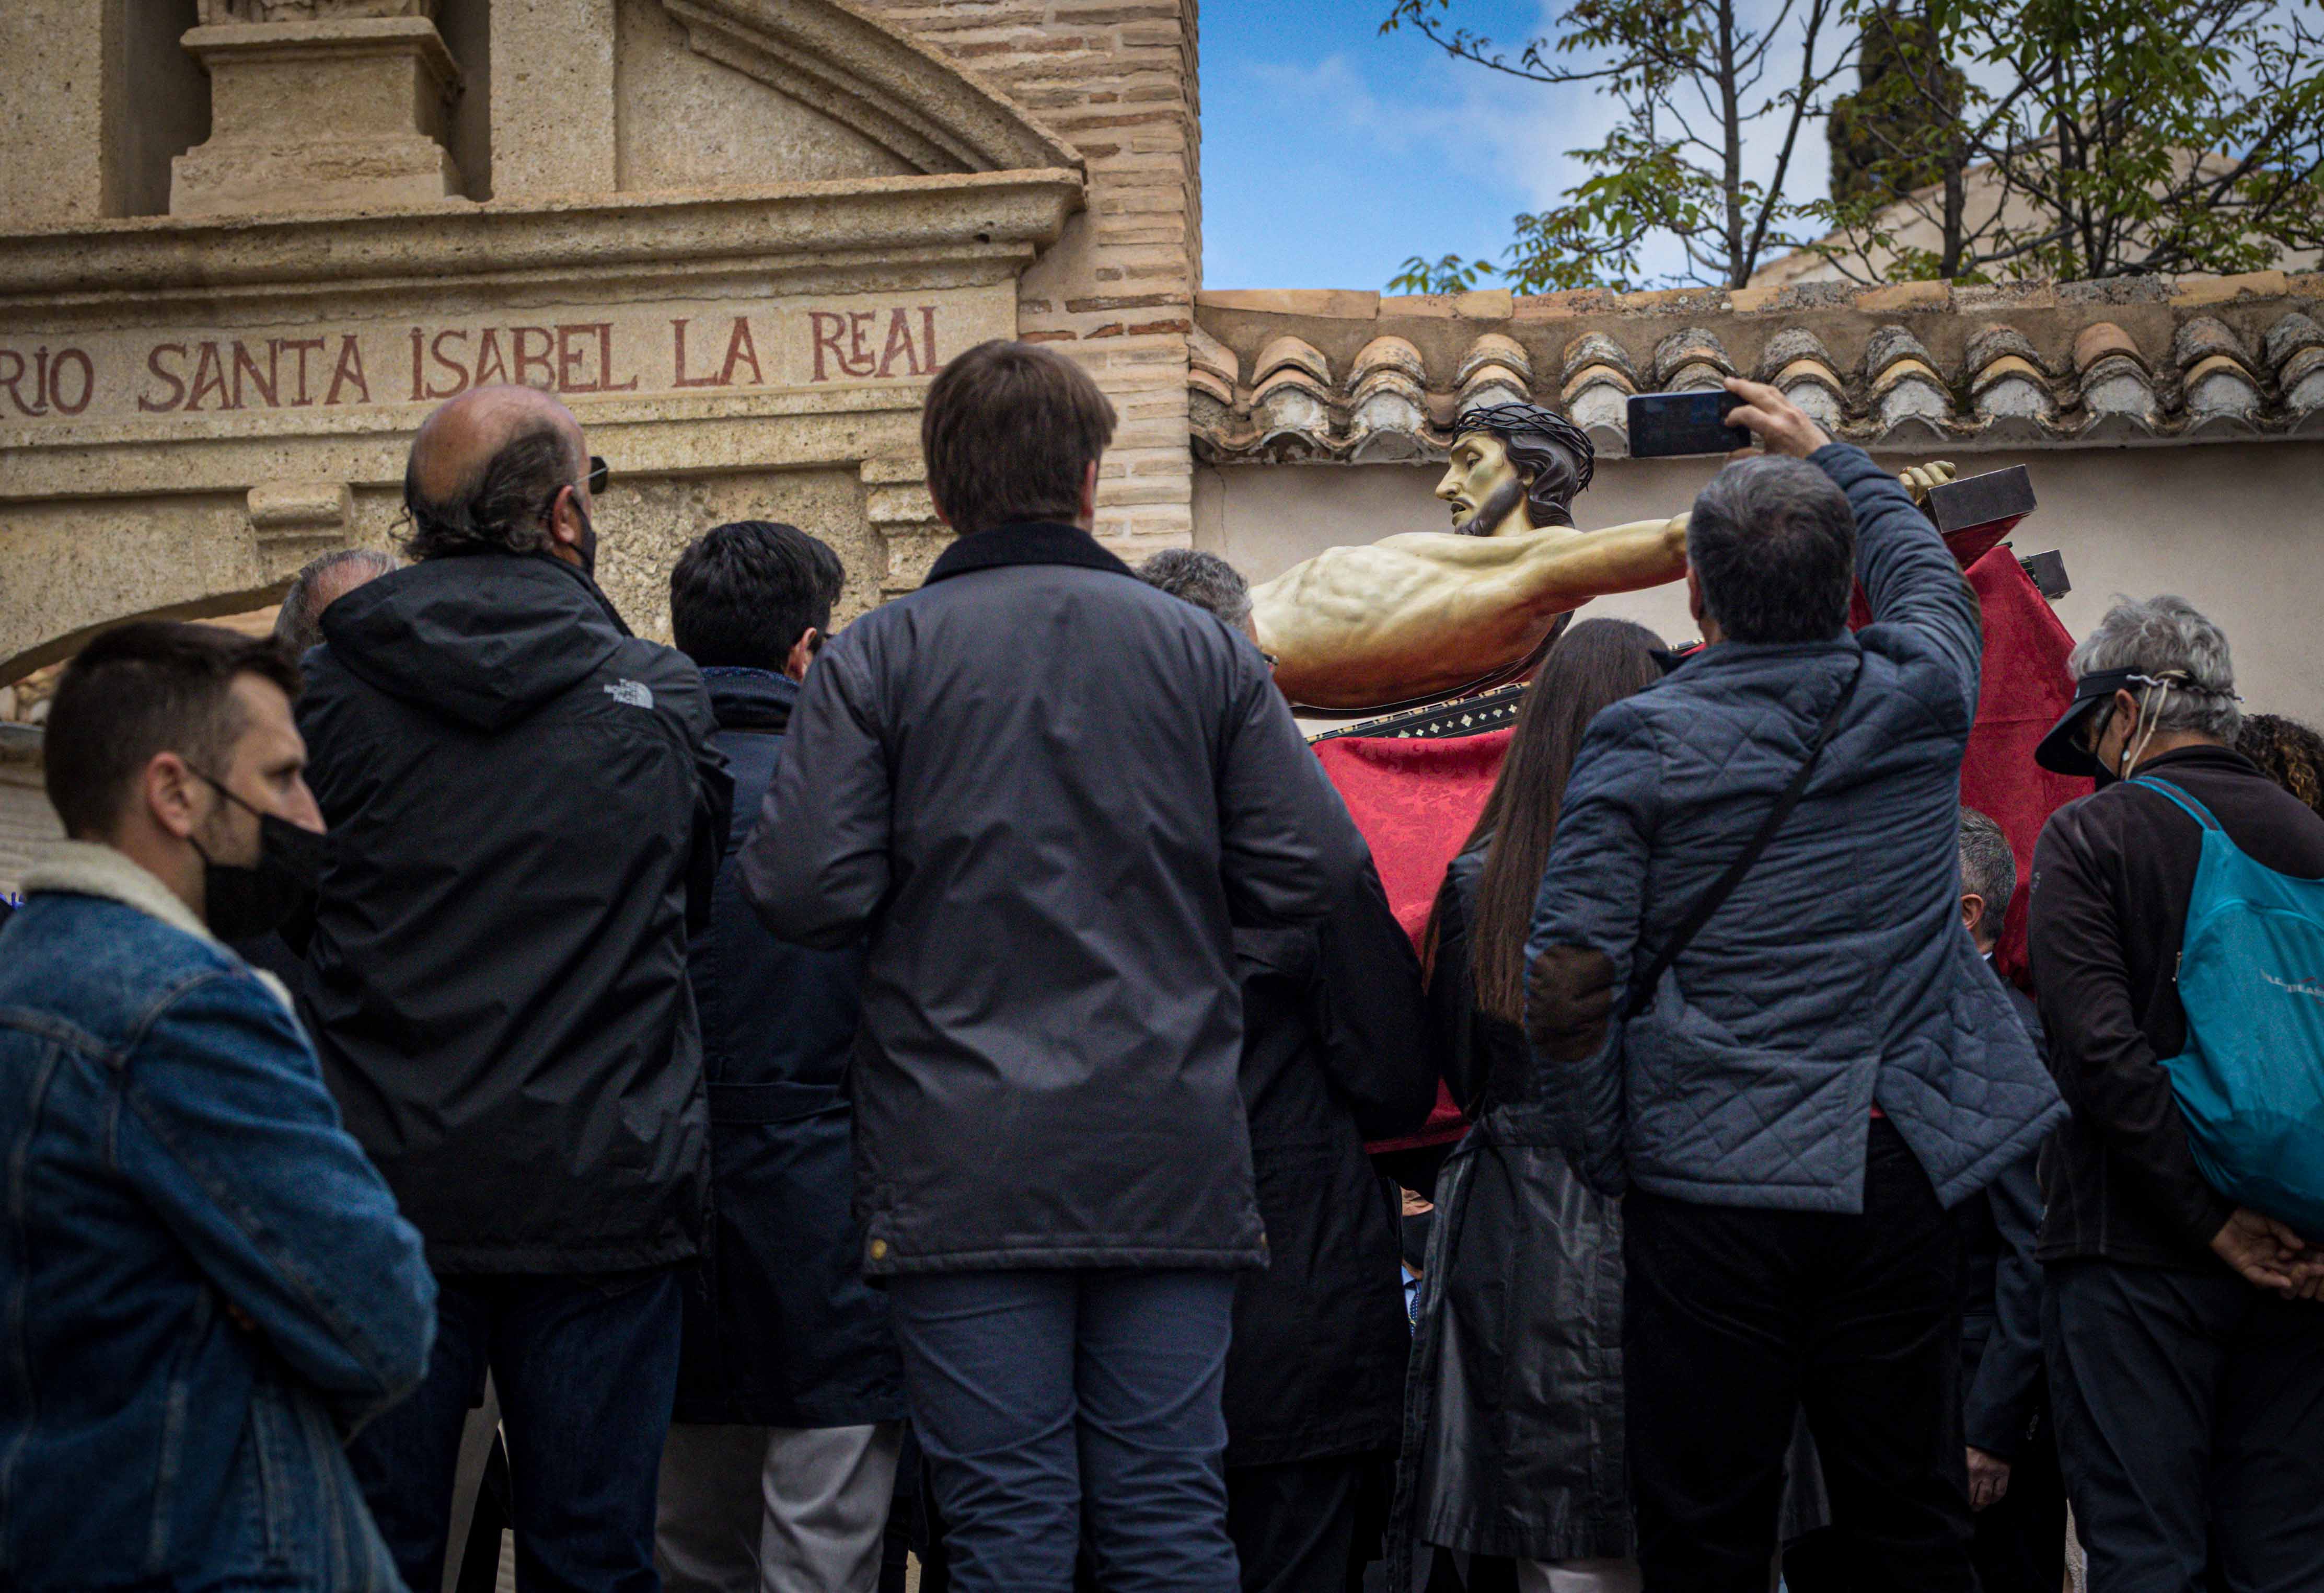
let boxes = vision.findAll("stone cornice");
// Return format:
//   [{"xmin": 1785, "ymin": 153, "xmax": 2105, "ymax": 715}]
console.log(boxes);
[{"xmin": 0, "ymin": 170, "xmax": 1084, "ymax": 310}]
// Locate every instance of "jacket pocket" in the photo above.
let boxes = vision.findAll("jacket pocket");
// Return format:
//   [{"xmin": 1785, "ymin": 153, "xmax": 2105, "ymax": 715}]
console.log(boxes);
[
  {"xmin": 1626, "ymin": 991, "xmax": 1833, "ymax": 1193},
  {"xmin": 243, "ymin": 1373, "xmax": 299, "ymax": 1568}
]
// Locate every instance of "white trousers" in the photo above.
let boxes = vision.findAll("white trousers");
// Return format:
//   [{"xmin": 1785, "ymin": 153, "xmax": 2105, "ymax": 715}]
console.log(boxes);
[
  {"xmin": 656, "ymin": 1421, "xmax": 904, "ymax": 1593},
  {"xmin": 1516, "ymin": 1557, "xmax": 1644, "ymax": 1593}
]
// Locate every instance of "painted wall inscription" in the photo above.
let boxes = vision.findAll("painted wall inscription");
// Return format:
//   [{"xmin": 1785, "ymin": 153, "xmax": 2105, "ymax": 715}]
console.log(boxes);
[{"xmin": 0, "ymin": 293, "xmax": 986, "ymax": 423}]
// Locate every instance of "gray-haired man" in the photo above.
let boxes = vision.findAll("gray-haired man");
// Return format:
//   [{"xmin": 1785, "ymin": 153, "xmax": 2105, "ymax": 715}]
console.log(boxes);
[
  {"xmin": 274, "ymin": 549, "xmax": 399, "ymax": 659},
  {"xmin": 1524, "ymin": 378, "xmax": 2066, "ymax": 1592},
  {"xmin": 2028, "ymin": 595, "xmax": 2324, "ymax": 1592},
  {"xmin": 1952, "ymin": 810, "xmax": 2062, "ymax": 1593}
]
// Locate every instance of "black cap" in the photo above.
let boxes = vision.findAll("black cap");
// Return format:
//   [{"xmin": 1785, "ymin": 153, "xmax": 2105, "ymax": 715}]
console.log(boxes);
[{"xmin": 2034, "ymin": 665, "xmax": 2145, "ymax": 776}]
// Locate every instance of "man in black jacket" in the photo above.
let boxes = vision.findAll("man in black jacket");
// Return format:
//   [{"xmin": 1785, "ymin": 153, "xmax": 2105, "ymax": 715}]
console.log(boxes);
[
  {"xmin": 743, "ymin": 342, "xmax": 1370, "ymax": 1593},
  {"xmin": 1953, "ymin": 809, "xmax": 2062, "ymax": 1593},
  {"xmin": 656, "ymin": 521, "xmax": 907, "ymax": 1593},
  {"xmin": 300, "ymin": 385, "xmax": 730, "ymax": 1593},
  {"xmin": 1140, "ymin": 548, "xmax": 1438, "ymax": 1593},
  {"xmin": 2028, "ymin": 595, "xmax": 2324, "ymax": 1593}
]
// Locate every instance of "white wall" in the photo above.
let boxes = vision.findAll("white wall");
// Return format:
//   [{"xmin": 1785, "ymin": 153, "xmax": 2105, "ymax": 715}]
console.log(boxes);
[{"xmin": 1195, "ymin": 440, "xmax": 2324, "ymax": 727}]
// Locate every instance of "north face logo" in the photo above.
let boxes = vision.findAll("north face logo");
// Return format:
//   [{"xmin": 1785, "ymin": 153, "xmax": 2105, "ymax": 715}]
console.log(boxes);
[{"xmin": 603, "ymin": 679, "xmax": 654, "ymax": 709}]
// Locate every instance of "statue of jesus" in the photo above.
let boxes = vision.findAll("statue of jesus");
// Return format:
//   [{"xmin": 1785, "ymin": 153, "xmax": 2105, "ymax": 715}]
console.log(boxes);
[{"xmin": 1250, "ymin": 402, "xmax": 1687, "ymax": 712}]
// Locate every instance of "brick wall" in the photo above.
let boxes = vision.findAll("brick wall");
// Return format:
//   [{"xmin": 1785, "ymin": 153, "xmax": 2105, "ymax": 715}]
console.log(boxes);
[{"xmin": 861, "ymin": 0, "xmax": 1201, "ymax": 559}]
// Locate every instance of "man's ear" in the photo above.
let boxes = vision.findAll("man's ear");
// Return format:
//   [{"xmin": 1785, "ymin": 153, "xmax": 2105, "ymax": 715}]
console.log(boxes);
[
  {"xmin": 1076, "ymin": 458, "xmax": 1100, "ymax": 532},
  {"xmin": 142, "ymin": 751, "xmax": 205, "ymax": 842},
  {"xmin": 1959, "ymin": 891, "xmax": 1985, "ymax": 936},
  {"xmin": 930, "ymin": 489, "xmax": 952, "ymax": 530},
  {"xmin": 1685, "ymin": 564, "xmax": 1706, "ymax": 625},
  {"xmin": 547, "ymin": 484, "xmax": 586, "ymax": 555},
  {"xmin": 783, "ymin": 627, "xmax": 819, "ymax": 683}
]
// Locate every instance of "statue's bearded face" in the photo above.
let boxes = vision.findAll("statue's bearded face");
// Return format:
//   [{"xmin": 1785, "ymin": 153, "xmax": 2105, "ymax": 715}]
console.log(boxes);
[{"xmin": 1435, "ymin": 433, "xmax": 1528, "ymax": 535}]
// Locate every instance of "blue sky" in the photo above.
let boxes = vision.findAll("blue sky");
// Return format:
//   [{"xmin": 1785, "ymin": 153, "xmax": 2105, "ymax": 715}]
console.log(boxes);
[{"xmin": 1198, "ymin": 0, "xmax": 1835, "ymax": 291}]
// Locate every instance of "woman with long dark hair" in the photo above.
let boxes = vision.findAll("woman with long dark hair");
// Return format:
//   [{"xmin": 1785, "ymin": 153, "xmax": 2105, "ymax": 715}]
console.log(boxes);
[{"xmin": 1392, "ymin": 618, "xmax": 1666, "ymax": 1593}]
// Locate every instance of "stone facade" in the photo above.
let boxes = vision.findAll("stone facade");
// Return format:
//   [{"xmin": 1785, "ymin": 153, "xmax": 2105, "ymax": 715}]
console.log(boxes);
[
  {"xmin": 9, "ymin": 0, "xmax": 1208, "ymax": 684},
  {"xmin": 0, "ymin": 0, "xmax": 1201, "ymax": 692}
]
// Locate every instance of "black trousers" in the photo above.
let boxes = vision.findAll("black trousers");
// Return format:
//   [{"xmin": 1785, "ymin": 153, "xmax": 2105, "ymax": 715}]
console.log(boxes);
[
  {"xmin": 2045, "ymin": 1258, "xmax": 2324, "ymax": 1593},
  {"xmin": 1225, "ymin": 1454, "xmax": 1380, "ymax": 1593},
  {"xmin": 1624, "ymin": 1117, "xmax": 1972, "ymax": 1593},
  {"xmin": 1967, "ymin": 1402, "xmax": 2064, "ymax": 1593}
]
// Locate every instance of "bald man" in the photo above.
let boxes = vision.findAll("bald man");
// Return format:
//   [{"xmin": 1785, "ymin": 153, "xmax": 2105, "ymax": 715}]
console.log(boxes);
[{"xmin": 294, "ymin": 385, "xmax": 732, "ymax": 1593}]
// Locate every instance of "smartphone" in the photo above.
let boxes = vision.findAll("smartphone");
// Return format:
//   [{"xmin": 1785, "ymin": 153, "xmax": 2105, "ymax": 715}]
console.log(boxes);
[{"xmin": 1627, "ymin": 389, "xmax": 1749, "ymax": 457}]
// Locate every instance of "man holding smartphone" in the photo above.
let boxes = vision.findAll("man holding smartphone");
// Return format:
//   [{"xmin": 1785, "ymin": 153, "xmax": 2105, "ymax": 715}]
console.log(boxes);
[{"xmin": 1525, "ymin": 378, "xmax": 2067, "ymax": 1593}]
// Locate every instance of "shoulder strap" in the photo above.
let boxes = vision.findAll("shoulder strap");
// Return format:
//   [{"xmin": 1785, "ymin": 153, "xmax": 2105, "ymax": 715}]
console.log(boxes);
[
  {"xmin": 2128, "ymin": 774, "xmax": 2224, "ymax": 832},
  {"xmin": 1625, "ymin": 660, "xmax": 1866, "ymax": 1020}
]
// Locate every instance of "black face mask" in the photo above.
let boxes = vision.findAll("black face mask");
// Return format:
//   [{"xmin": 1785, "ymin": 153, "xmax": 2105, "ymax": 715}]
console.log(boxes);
[
  {"xmin": 191, "ymin": 774, "xmax": 330, "ymax": 941},
  {"xmin": 1401, "ymin": 1206, "xmax": 1435, "ymax": 1274},
  {"xmin": 571, "ymin": 498, "xmax": 599, "ymax": 579},
  {"xmin": 2085, "ymin": 703, "xmax": 2121, "ymax": 789}
]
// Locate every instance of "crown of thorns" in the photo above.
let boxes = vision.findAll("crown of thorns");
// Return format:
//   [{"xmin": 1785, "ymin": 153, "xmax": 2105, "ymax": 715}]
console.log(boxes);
[{"xmin": 1452, "ymin": 402, "xmax": 1595, "ymax": 494}]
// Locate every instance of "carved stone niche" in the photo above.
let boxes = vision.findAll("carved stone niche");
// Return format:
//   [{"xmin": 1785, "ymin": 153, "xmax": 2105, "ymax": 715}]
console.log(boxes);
[
  {"xmin": 200, "ymin": 2, "xmax": 436, "ymax": 21},
  {"xmin": 172, "ymin": 0, "xmax": 463, "ymax": 217}
]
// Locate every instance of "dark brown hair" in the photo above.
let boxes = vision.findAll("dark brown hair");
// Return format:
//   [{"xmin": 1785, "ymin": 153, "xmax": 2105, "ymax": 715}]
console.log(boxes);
[
  {"xmin": 671, "ymin": 520, "xmax": 846, "ymax": 669},
  {"xmin": 44, "ymin": 621, "xmax": 301, "ymax": 840},
  {"xmin": 2237, "ymin": 712, "xmax": 2324, "ymax": 817},
  {"xmin": 1429, "ymin": 618, "xmax": 1666, "ymax": 1023},
  {"xmin": 920, "ymin": 340, "xmax": 1117, "ymax": 536}
]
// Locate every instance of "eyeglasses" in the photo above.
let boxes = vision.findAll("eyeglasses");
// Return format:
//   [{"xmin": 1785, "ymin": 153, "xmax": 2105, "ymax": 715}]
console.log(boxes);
[{"xmin": 587, "ymin": 456, "xmax": 609, "ymax": 495}]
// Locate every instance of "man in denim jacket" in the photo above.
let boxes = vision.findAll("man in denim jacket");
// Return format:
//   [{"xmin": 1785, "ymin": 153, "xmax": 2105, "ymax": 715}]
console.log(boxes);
[{"xmin": 0, "ymin": 621, "xmax": 435, "ymax": 1591}]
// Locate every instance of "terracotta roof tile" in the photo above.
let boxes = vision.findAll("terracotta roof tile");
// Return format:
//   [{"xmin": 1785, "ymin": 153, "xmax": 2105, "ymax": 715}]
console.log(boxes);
[{"xmin": 1186, "ymin": 274, "xmax": 2324, "ymax": 461}]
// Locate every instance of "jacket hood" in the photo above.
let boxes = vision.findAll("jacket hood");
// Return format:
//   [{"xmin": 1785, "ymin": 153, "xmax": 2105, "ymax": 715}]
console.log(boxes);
[
  {"xmin": 702, "ymin": 666, "xmax": 797, "ymax": 734},
  {"xmin": 318, "ymin": 553, "xmax": 630, "ymax": 732}
]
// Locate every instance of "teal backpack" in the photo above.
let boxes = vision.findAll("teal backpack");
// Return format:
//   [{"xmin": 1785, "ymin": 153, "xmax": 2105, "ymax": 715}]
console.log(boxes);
[{"xmin": 2133, "ymin": 775, "xmax": 2324, "ymax": 1240}]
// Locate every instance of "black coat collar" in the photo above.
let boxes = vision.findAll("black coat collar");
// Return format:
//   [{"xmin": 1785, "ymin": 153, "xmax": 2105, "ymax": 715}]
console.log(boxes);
[
  {"xmin": 923, "ymin": 521, "xmax": 1134, "ymax": 586},
  {"xmin": 701, "ymin": 666, "xmax": 796, "ymax": 733}
]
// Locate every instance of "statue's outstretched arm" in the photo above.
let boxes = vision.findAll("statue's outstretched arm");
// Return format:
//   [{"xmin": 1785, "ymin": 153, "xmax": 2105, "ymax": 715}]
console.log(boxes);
[
  {"xmin": 1475, "ymin": 515, "xmax": 1691, "ymax": 624},
  {"xmin": 1252, "ymin": 515, "xmax": 1691, "ymax": 709}
]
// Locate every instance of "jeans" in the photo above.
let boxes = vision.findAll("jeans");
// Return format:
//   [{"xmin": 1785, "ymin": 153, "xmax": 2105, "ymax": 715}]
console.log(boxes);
[
  {"xmin": 885, "ymin": 1268, "xmax": 1240, "ymax": 1593},
  {"xmin": 2045, "ymin": 1259, "xmax": 2324, "ymax": 1593},
  {"xmin": 1623, "ymin": 1117, "xmax": 1971, "ymax": 1592},
  {"xmin": 347, "ymin": 1268, "xmax": 684, "ymax": 1593}
]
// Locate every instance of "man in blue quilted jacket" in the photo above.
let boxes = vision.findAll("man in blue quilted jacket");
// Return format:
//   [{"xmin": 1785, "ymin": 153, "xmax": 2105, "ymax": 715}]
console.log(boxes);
[{"xmin": 1524, "ymin": 377, "xmax": 2066, "ymax": 1592}]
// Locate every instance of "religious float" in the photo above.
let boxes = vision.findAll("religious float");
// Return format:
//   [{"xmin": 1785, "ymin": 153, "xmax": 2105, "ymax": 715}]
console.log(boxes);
[{"xmin": 1264, "ymin": 399, "xmax": 2091, "ymax": 1156}]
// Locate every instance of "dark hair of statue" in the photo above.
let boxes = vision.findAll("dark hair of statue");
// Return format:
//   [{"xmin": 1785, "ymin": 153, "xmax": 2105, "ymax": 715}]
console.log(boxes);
[
  {"xmin": 920, "ymin": 340, "xmax": 1117, "ymax": 537},
  {"xmin": 1453, "ymin": 402, "xmax": 1597, "ymax": 526},
  {"xmin": 1687, "ymin": 454, "xmax": 1858, "ymax": 644},
  {"xmin": 44, "ymin": 620, "xmax": 302, "ymax": 841},
  {"xmin": 401, "ymin": 419, "xmax": 581, "ymax": 561},
  {"xmin": 1427, "ymin": 617, "xmax": 1666, "ymax": 1025},
  {"xmin": 669, "ymin": 520, "xmax": 847, "ymax": 671},
  {"xmin": 2236, "ymin": 712, "xmax": 2324, "ymax": 818}
]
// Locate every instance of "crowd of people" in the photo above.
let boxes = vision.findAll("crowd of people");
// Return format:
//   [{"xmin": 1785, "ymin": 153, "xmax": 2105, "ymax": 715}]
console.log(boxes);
[{"xmin": 2, "ymin": 339, "xmax": 2320, "ymax": 1593}]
